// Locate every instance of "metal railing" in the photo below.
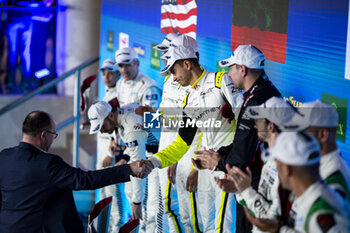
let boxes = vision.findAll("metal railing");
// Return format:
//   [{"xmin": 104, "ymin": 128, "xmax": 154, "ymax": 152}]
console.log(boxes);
[{"xmin": 0, "ymin": 56, "xmax": 99, "ymax": 167}]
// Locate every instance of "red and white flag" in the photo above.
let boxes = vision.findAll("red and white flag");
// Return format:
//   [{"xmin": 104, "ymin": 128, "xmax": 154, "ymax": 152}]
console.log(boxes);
[{"xmin": 161, "ymin": 0, "xmax": 197, "ymax": 39}]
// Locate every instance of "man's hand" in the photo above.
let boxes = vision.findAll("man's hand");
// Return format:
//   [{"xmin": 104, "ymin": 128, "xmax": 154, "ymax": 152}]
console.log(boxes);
[
  {"xmin": 109, "ymin": 139, "xmax": 123, "ymax": 155},
  {"xmin": 102, "ymin": 156, "xmax": 113, "ymax": 168},
  {"xmin": 244, "ymin": 207, "xmax": 279, "ymax": 232},
  {"xmin": 192, "ymin": 158, "xmax": 205, "ymax": 170},
  {"xmin": 193, "ymin": 150, "xmax": 221, "ymax": 170},
  {"xmin": 140, "ymin": 159, "xmax": 154, "ymax": 170},
  {"xmin": 214, "ymin": 174, "xmax": 238, "ymax": 193},
  {"xmin": 128, "ymin": 160, "xmax": 154, "ymax": 178},
  {"xmin": 131, "ymin": 203, "xmax": 142, "ymax": 220},
  {"xmin": 167, "ymin": 163, "xmax": 177, "ymax": 185},
  {"xmin": 227, "ymin": 165, "xmax": 252, "ymax": 193},
  {"xmin": 134, "ymin": 105, "xmax": 154, "ymax": 116},
  {"xmin": 186, "ymin": 169, "xmax": 198, "ymax": 192}
]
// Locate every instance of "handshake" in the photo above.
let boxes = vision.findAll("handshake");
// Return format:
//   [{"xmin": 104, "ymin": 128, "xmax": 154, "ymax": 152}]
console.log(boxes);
[{"xmin": 128, "ymin": 160, "xmax": 154, "ymax": 178}]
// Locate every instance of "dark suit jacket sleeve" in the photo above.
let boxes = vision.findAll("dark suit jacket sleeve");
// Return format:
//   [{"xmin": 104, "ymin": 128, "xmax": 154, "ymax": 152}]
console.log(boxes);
[
  {"xmin": 217, "ymin": 106, "xmax": 258, "ymax": 173},
  {"xmin": 217, "ymin": 143, "xmax": 233, "ymax": 157},
  {"xmin": 47, "ymin": 155, "xmax": 131, "ymax": 190}
]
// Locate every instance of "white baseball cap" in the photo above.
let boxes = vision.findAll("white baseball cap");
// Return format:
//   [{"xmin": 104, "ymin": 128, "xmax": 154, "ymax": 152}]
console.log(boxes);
[
  {"xmin": 88, "ymin": 101, "xmax": 112, "ymax": 134},
  {"xmin": 168, "ymin": 34, "xmax": 198, "ymax": 52},
  {"xmin": 99, "ymin": 58, "xmax": 118, "ymax": 72},
  {"xmin": 160, "ymin": 44, "xmax": 197, "ymax": 76},
  {"xmin": 267, "ymin": 131, "xmax": 321, "ymax": 166},
  {"xmin": 115, "ymin": 47, "xmax": 138, "ymax": 64},
  {"xmin": 282, "ymin": 100, "xmax": 338, "ymax": 131},
  {"xmin": 219, "ymin": 44, "xmax": 265, "ymax": 69},
  {"xmin": 246, "ymin": 97, "xmax": 297, "ymax": 129},
  {"xmin": 153, "ymin": 33, "xmax": 181, "ymax": 51}
]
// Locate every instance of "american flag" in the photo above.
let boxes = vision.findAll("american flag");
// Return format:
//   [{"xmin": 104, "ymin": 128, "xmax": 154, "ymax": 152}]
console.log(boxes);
[{"xmin": 161, "ymin": 0, "xmax": 197, "ymax": 39}]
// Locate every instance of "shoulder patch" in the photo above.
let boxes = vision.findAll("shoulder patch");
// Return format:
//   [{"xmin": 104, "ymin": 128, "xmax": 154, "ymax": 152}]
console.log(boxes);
[
  {"xmin": 215, "ymin": 71, "xmax": 225, "ymax": 89},
  {"xmin": 325, "ymin": 170, "xmax": 350, "ymax": 200},
  {"xmin": 317, "ymin": 214, "xmax": 335, "ymax": 233},
  {"xmin": 305, "ymin": 197, "xmax": 338, "ymax": 232}
]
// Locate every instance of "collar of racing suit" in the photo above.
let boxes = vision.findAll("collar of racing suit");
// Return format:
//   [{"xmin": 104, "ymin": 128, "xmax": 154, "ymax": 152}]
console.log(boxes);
[
  {"xmin": 243, "ymin": 73, "xmax": 266, "ymax": 100},
  {"xmin": 190, "ymin": 69, "xmax": 206, "ymax": 88}
]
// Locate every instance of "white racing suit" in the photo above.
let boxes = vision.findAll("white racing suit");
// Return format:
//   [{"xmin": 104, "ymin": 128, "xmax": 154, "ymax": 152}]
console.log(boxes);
[
  {"xmin": 177, "ymin": 132, "xmax": 203, "ymax": 233},
  {"xmin": 235, "ymin": 150, "xmax": 350, "ymax": 233},
  {"xmin": 320, "ymin": 149, "xmax": 350, "ymax": 202},
  {"xmin": 115, "ymin": 105, "xmax": 148, "ymax": 231},
  {"xmin": 149, "ymin": 70, "xmax": 244, "ymax": 233},
  {"xmin": 116, "ymin": 71, "xmax": 161, "ymax": 110},
  {"xmin": 97, "ymin": 86, "xmax": 129, "ymax": 233},
  {"xmin": 280, "ymin": 181, "xmax": 350, "ymax": 233},
  {"xmin": 116, "ymin": 73, "xmax": 163, "ymax": 232},
  {"xmin": 158, "ymin": 75, "xmax": 203, "ymax": 233},
  {"xmin": 278, "ymin": 149, "xmax": 350, "ymax": 233},
  {"xmin": 235, "ymin": 155, "xmax": 280, "ymax": 233}
]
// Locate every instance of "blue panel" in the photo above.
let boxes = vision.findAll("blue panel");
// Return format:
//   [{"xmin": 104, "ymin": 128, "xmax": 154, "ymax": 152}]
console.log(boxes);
[
  {"xmin": 269, "ymin": 0, "xmax": 350, "ymax": 163},
  {"xmin": 196, "ymin": 0, "xmax": 233, "ymax": 72},
  {"xmin": 100, "ymin": 0, "xmax": 350, "ymax": 166},
  {"xmin": 196, "ymin": 0, "xmax": 233, "ymax": 42},
  {"xmin": 103, "ymin": 0, "xmax": 161, "ymax": 28}
]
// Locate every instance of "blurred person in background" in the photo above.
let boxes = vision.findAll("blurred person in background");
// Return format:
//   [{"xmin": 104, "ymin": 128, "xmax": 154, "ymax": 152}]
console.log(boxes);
[{"xmin": 96, "ymin": 59, "xmax": 127, "ymax": 233}]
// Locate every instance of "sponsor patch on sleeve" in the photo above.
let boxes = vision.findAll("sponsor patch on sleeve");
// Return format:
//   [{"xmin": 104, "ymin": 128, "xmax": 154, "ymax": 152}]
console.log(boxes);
[
  {"xmin": 125, "ymin": 140, "xmax": 138, "ymax": 148},
  {"xmin": 215, "ymin": 71, "xmax": 225, "ymax": 88}
]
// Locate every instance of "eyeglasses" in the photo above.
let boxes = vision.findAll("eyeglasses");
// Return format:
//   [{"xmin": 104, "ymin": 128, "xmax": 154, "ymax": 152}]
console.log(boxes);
[{"xmin": 46, "ymin": 130, "xmax": 58, "ymax": 139}]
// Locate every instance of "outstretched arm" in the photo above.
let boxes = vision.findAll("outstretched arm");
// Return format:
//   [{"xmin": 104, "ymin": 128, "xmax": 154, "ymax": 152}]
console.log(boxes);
[{"xmin": 149, "ymin": 115, "xmax": 198, "ymax": 168}]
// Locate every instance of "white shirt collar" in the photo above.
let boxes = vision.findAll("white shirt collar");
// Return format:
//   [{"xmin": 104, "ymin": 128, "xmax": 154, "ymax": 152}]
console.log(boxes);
[{"xmin": 323, "ymin": 149, "xmax": 340, "ymax": 158}]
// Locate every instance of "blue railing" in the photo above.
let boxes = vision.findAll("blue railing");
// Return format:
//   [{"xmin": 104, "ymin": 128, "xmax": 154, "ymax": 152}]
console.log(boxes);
[{"xmin": 0, "ymin": 55, "xmax": 99, "ymax": 167}]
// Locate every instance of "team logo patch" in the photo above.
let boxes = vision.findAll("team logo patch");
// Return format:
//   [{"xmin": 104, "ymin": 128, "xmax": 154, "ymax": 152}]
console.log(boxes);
[
  {"xmin": 125, "ymin": 140, "xmax": 138, "ymax": 148},
  {"xmin": 193, "ymin": 84, "xmax": 200, "ymax": 90},
  {"xmin": 143, "ymin": 110, "xmax": 161, "ymax": 129},
  {"xmin": 249, "ymin": 108, "xmax": 259, "ymax": 116},
  {"xmin": 200, "ymin": 87, "xmax": 214, "ymax": 97},
  {"xmin": 220, "ymin": 60, "xmax": 229, "ymax": 66},
  {"xmin": 145, "ymin": 94, "xmax": 158, "ymax": 100}
]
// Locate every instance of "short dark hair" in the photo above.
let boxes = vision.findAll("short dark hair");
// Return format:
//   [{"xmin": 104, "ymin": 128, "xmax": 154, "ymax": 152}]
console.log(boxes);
[
  {"xmin": 294, "ymin": 162, "xmax": 320, "ymax": 178},
  {"xmin": 247, "ymin": 68, "xmax": 264, "ymax": 76},
  {"xmin": 265, "ymin": 119, "xmax": 282, "ymax": 133},
  {"xmin": 22, "ymin": 111, "xmax": 52, "ymax": 137},
  {"xmin": 195, "ymin": 51, "xmax": 199, "ymax": 60},
  {"xmin": 175, "ymin": 58, "xmax": 200, "ymax": 68}
]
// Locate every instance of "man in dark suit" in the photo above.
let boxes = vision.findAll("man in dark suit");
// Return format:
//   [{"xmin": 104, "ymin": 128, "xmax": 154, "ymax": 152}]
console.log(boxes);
[{"xmin": 0, "ymin": 110, "xmax": 152, "ymax": 233}]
